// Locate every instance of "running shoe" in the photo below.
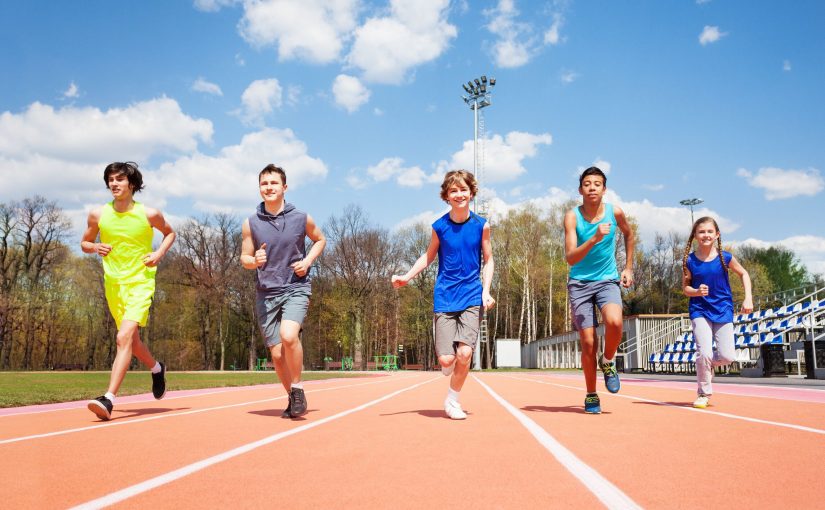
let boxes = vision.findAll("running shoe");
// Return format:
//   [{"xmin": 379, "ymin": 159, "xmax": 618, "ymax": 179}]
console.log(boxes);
[
  {"xmin": 584, "ymin": 394, "xmax": 601, "ymax": 414},
  {"xmin": 693, "ymin": 395, "xmax": 710, "ymax": 409},
  {"xmin": 444, "ymin": 398, "xmax": 467, "ymax": 420},
  {"xmin": 289, "ymin": 387, "xmax": 307, "ymax": 418},
  {"xmin": 152, "ymin": 362, "xmax": 166, "ymax": 400},
  {"xmin": 281, "ymin": 393, "xmax": 292, "ymax": 418},
  {"xmin": 87, "ymin": 396, "xmax": 113, "ymax": 421},
  {"xmin": 601, "ymin": 360, "xmax": 621, "ymax": 394}
]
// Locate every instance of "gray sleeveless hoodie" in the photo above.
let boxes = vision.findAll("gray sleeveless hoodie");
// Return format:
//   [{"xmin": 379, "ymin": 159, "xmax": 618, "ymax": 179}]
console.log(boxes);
[{"xmin": 248, "ymin": 202, "xmax": 310, "ymax": 295}]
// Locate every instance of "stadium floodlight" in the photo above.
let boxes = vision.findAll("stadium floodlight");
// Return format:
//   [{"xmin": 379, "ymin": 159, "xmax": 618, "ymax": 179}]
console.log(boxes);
[{"xmin": 679, "ymin": 198, "xmax": 704, "ymax": 224}]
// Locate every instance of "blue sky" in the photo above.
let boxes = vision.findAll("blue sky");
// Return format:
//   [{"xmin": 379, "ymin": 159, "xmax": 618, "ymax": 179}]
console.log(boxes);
[{"xmin": 1, "ymin": 0, "xmax": 824, "ymax": 276}]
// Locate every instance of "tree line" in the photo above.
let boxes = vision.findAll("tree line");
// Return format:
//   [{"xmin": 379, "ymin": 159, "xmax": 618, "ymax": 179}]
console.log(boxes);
[{"xmin": 0, "ymin": 196, "xmax": 818, "ymax": 371}]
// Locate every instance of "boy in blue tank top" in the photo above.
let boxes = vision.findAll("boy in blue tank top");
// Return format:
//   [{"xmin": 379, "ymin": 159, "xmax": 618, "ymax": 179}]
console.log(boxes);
[
  {"xmin": 392, "ymin": 170, "xmax": 495, "ymax": 420},
  {"xmin": 682, "ymin": 216, "xmax": 752, "ymax": 408},
  {"xmin": 564, "ymin": 167, "xmax": 635, "ymax": 414},
  {"xmin": 241, "ymin": 165, "xmax": 326, "ymax": 418}
]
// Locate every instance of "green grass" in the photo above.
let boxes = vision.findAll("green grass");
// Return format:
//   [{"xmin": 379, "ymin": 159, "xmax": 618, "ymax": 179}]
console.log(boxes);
[{"xmin": 0, "ymin": 370, "xmax": 363, "ymax": 408}]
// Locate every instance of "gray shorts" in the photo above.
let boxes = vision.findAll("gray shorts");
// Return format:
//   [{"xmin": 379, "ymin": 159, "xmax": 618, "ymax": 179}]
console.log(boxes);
[
  {"xmin": 256, "ymin": 285, "xmax": 311, "ymax": 348},
  {"xmin": 568, "ymin": 279, "xmax": 622, "ymax": 331},
  {"xmin": 434, "ymin": 306, "xmax": 480, "ymax": 357}
]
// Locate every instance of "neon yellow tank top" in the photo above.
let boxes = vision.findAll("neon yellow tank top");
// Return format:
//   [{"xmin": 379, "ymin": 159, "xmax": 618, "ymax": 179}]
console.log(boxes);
[{"xmin": 99, "ymin": 201, "xmax": 156, "ymax": 283}]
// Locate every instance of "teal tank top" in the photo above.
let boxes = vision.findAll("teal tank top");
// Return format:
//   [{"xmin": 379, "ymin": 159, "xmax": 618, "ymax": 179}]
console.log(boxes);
[{"xmin": 569, "ymin": 203, "xmax": 619, "ymax": 281}]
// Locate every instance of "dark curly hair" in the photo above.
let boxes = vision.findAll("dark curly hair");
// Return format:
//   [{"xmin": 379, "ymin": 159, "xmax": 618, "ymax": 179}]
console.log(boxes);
[{"xmin": 103, "ymin": 162, "xmax": 144, "ymax": 193}]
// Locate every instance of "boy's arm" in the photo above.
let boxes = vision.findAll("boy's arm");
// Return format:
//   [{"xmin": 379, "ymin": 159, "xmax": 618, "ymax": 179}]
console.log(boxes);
[
  {"xmin": 240, "ymin": 219, "xmax": 267, "ymax": 270},
  {"xmin": 291, "ymin": 214, "xmax": 326, "ymax": 277},
  {"xmin": 564, "ymin": 209, "xmax": 607, "ymax": 266},
  {"xmin": 614, "ymin": 206, "xmax": 635, "ymax": 287},
  {"xmin": 80, "ymin": 207, "xmax": 111, "ymax": 257},
  {"xmin": 144, "ymin": 207, "xmax": 176, "ymax": 267},
  {"xmin": 391, "ymin": 229, "xmax": 439, "ymax": 288},
  {"xmin": 728, "ymin": 255, "xmax": 753, "ymax": 313},
  {"xmin": 481, "ymin": 223, "xmax": 495, "ymax": 310}
]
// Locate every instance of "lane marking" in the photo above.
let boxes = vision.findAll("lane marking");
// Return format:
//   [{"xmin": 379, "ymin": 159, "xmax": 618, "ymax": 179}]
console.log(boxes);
[
  {"xmin": 69, "ymin": 375, "xmax": 439, "ymax": 510},
  {"xmin": 0, "ymin": 374, "xmax": 420, "ymax": 446},
  {"xmin": 473, "ymin": 375, "xmax": 643, "ymax": 510},
  {"xmin": 499, "ymin": 374, "xmax": 825, "ymax": 436}
]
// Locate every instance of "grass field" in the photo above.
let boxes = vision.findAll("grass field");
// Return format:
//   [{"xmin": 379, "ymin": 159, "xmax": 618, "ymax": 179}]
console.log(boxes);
[{"xmin": 0, "ymin": 370, "xmax": 364, "ymax": 408}]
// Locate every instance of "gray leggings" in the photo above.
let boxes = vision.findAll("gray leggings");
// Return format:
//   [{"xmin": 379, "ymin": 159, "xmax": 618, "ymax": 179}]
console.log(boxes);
[{"xmin": 692, "ymin": 318, "xmax": 735, "ymax": 396}]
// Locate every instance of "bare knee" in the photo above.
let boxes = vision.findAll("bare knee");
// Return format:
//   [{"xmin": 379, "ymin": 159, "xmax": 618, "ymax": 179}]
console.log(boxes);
[
  {"xmin": 280, "ymin": 334, "xmax": 300, "ymax": 348},
  {"xmin": 116, "ymin": 331, "xmax": 134, "ymax": 349},
  {"xmin": 455, "ymin": 346, "xmax": 473, "ymax": 366},
  {"xmin": 438, "ymin": 355, "xmax": 456, "ymax": 368},
  {"xmin": 269, "ymin": 345, "xmax": 285, "ymax": 363}
]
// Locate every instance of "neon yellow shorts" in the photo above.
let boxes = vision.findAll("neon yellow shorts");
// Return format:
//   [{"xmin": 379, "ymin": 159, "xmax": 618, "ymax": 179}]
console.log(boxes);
[{"xmin": 104, "ymin": 279, "xmax": 155, "ymax": 329}]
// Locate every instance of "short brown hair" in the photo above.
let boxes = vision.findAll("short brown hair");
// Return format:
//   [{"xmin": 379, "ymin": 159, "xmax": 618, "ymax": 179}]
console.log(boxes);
[
  {"xmin": 104, "ymin": 162, "xmax": 144, "ymax": 193},
  {"xmin": 440, "ymin": 170, "xmax": 478, "ymax": 202},
  {"xmin": 259, "ymin": 164, "xmax": 286, "ymax": 185}
]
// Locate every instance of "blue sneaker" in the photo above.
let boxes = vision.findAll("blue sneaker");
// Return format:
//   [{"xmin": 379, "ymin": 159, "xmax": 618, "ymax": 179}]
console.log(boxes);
[
  {"xmin": 601, "ymin": 360, "xmax": 621, "ymax": 393},
  {"xmin": 584, "ymin": 393, "xmax": 601, "ymax": 414}
]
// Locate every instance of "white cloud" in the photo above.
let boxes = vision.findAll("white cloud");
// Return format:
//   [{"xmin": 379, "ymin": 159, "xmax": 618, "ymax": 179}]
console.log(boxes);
[
  {"xmin": 363, "ymin": 157, "xmax": 441, "ymax": 188},
  {"xmin": 239, "ymin": 0, "xmax": 360, "ymax": 64},
  {"xmin": 347, "ymin": 0, "xmax": 457, "ymax": 84},
  {"xmin": 737, "ymin": 167, "xmax": 824, "ymax": 200},
  {"xmin": 192, "ymin": 77, "xmax": 223, "ymax": 96},
  {"xmin": 286, "ymin": 85, "xmax": 301, "ymax": 106},
  {"xmin": 643, "ymin": 184, "xmax": 665, "ymax": 191},
  {"xmin": 440, "ymin": 130, "xmax": 553, "ymax": 183},
  {"xmin": 699, "ymin": 25, "xmax": 726, "ymax": 46},
  {"xmin": 560, "ymin": 70, "xmax": 578, "ymax": 83},
  {"xmin": 485, "ymin": 1, "xmax": 565, "ymax": 68},
  {"xmin": 737, "ymin": 236, "xmax": 825, "ymax": 276},
  {"xmin": 63, "ymin": 82, "xmax": 79, "ymax": 99},
  {"xmin": 240, "ymin": 78, "xmax": 283, "ymax": 126},
  {"xmin": 155, "ymin": 128, "xmax": 327, "ymax": 212},
  {"xmin": 696, "ymin": 0, "xmax": 712, "ymax": 4},
  {"xmin": 332, "ymin": 74, "xmax": 371, "ymax": 113},
  {"xmin": 373, "ymin": 107, "xmax": 384, "ymax": 116},
  {"xmin": 193, "ymin": 0, "xmax": 240, "ymax": 12},
  {"xmin": 346, "ymin": 172, "xmax": 369, "ymax": 190},
  {"xmin": 235, "ymin": 53, "xmax": 246, "ymax": 66},
  {"xmin": 0, "ymin": 98, "xmax": 212, "ymax": 165},
  {"xmin": 576, "ymin": 159, "xmax": 611, "ymax": 177},
  {"xmin": 544, "ymin": 13, "xmax": 564, "ymax": 45},
  {"xmin": 783, "ymin": 59, "xmax": 792, "ymax": 72}
]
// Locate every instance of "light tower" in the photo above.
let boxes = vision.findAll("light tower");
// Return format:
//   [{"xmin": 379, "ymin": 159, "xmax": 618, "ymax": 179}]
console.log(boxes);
[
  {"xmin": 461, "ymin": 75, "xmax": 495, "ymax": 369},
  {"xmin": 679, "ymin": 198, "xmax": 704, "ymax": 225}
]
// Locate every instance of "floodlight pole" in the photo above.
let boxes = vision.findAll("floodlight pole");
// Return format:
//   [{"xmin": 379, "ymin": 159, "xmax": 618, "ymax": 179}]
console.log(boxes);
[
  {"xmin": 679, "ymin": 198, "xmax": 704, "ymax": 225},
  {"xmin": 462, "ymin": 76, "xmax": 495, "ymax": 370}
]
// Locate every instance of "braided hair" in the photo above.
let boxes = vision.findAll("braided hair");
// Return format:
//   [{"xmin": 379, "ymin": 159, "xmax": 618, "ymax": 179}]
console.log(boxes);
[{"xmin": 682, "ymin": 216, "xmax": 728, "ymax": 285}]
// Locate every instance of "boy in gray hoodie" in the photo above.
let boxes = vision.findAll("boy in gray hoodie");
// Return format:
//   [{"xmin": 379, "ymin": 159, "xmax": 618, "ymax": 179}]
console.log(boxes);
[{"xmin": 241, "ymin": 164, "xmax": 326, "ymax": 418}]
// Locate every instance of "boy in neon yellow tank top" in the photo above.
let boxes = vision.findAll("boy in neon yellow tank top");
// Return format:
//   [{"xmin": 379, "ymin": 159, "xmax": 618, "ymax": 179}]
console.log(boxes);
[
  {"xmin": 564, "ymin": 167, "xmax": 635, "ymax": 414},
  {"xmin": 80, "ymin": 162, "xmax": 176, "ymax": 420}
]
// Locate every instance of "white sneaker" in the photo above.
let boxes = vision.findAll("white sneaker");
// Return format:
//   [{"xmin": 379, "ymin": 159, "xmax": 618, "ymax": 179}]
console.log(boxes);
[
  {"xmin": 444, "ymin": 398, "xmax": 467, "ymax": 420},
  {"xmin": 441, "ymin": 362, "xmax": 455, "ymax": 376},
  {"xmin": 693, "ymin": 395, "xmax": 710, "ymax": 409}
]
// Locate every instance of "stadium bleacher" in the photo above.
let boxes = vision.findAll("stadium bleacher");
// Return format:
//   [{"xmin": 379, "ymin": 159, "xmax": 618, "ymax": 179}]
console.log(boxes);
[{"xmin": 649, "ymin": 297, "xmax": 825, "ymax": 375}]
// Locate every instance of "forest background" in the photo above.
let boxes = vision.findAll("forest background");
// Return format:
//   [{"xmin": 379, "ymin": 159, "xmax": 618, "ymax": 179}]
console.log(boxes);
[{"xmin": 0, "ymin": 196, "xmax": 819, "ymax": 371}]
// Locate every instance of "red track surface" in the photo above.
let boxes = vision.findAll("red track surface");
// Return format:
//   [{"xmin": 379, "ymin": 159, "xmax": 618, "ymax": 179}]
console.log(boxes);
[{"xmin": 2, "ymin": 372, "xmax": 824, "ymax": 509}]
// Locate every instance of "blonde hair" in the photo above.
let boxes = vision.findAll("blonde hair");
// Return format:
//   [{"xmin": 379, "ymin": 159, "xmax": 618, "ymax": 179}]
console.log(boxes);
[
  {"xmin": 440, "ymin": 170, "xmax": 478, "ymax": 202},
  {"xmin": 682, "ymin": 216, "xmax": 728, "ymax": 283}
]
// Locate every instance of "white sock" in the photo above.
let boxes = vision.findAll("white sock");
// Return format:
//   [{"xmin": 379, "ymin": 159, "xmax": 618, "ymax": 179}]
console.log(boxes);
[
  {"xmin": 151, "ymin": 362, "xmax": 162, "ymax": 374},
  {"xmin": 447, "ymin": 388, "xmax": 460, "ymax": 403},
  {"xmin": 105, "ymin": 392, "xmax": 116, "ymax": 403},
  {"xmin": 291, "ymin": 382, "xmax": 303, "ymax": 390},
  {"xmin": 601, "ymin": 354, "xmax": 614, "ymax": 365}
]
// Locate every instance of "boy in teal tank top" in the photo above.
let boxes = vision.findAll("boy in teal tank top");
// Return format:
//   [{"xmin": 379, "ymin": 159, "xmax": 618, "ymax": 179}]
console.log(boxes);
[
  {"xmin": 80, "ymin": 162, "xmax": 176, "ymax": 420},
  {"xmin": 563, "ymin": 167, "xmax": 635, "ymax": 414}
]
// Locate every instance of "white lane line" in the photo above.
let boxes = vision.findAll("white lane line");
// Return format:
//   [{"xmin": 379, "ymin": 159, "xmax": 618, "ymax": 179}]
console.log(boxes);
[
  {"xmin": 500, "ymin": 374, "xmax": 825, "ymax": 436},
  {"xmin": 473, "ymin": 375, "xmax": 643, "ymax": 510},
  {"xmin": 0, "ymin": 375, "xmax": 419, "ymax": 446},
  {"xmin": 69, "ymin": 375, "xmax": 439, "ymax": 510}
]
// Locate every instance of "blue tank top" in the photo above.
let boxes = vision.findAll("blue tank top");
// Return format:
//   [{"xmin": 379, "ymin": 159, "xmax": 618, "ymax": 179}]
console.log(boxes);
[
  {"xmin": 687, "ymin": 251, "xmax": 733, "ymax": 323},
  {"xmin": 569, "ymin": 203, "xmax": 619, "ymax": 281},
  {"xmin": 248, "ymin": 202, "xmax": 310, "ymax": 295},
  {"xmin": 432, "ymin": 212, "xmax": 485, "ymax": 313}
]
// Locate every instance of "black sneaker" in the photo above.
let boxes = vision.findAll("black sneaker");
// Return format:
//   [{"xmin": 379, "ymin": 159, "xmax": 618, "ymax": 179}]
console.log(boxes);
[
  {"xmin": 152, "ymin": 362, "xmax": 166, "ymax": 400},
  {"xmin": 281, "ymin": 393, "xmax": 292, "ymax": 418},
  {"xmin": 289, "ymin": 387, "xmax": 307, "ymax": 418},
  {"xmin": 87, "ymin": 396, "xmax": 113, "ymax": 421}
]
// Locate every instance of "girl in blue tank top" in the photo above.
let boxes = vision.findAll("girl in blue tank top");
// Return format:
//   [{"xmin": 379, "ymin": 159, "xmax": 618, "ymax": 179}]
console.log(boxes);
[{"xmin": 682, "ymin": 216, "xmax": 752, "ymax": 409}]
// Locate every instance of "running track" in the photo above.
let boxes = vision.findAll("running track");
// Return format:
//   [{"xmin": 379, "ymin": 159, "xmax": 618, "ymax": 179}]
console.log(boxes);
[{"xmin": 2, "ymin": 371, "xmax": 824, "ymax": 509}]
